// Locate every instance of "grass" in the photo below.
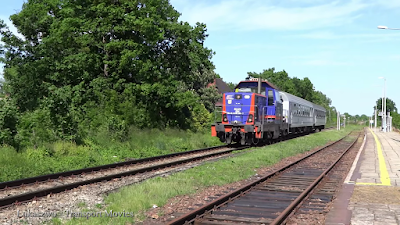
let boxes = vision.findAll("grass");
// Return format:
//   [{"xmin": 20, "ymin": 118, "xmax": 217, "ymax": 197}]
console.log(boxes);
[
  {"xmin": 54, "ymin": 125, "xmax": 362, "ymax": 225},
  {"xmin": 0, "ymin": 127, "xmax": 221, "ymax": 182}
]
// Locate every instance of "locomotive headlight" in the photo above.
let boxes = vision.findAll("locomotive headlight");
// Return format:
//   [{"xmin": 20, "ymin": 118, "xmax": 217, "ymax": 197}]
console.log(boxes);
[
  {"xmin": 223, "ymin": 114, "xmax": 228, "ymax": 122},
  {"xmin": 247, "ymin": 114, "xmax": 254, "ymax": 123}
]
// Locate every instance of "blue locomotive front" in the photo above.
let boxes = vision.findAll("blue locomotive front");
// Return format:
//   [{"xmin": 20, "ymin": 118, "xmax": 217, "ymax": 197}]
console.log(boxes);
[{"xmin": 211, "ymin": 79, "xmax": 287, "ymax": 145}]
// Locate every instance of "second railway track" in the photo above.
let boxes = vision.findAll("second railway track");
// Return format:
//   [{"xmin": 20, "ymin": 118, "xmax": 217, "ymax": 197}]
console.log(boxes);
[{"xmin": 167, "ymin": 130, "xmax": 362, "ymax": 225}]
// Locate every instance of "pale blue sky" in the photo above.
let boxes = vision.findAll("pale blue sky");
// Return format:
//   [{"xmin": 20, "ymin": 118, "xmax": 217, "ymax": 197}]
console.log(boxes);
[{"xmin": 1, "ymin": 0, "xmax": 400, "ymax": 116}]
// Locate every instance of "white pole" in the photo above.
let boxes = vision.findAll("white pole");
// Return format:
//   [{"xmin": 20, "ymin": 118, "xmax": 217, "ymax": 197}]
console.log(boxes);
[
  {"xmin": 374, "ymin": 105, "xmax": 377, "ymax": 130},
  {"xmin": 337, "ymin": 112, "xmax": 339, "ymax": 130},
  {"xmin": 383, "ymin": 78, "xmax": 387, "ymax": 132},
  {"xmin": 391, "ymin": 116, "xmax": 393, "ymax": 132},
  {"xmin": 344, "ymin": 117, "xmax": 346, "ymax": 128},
  {"xmin": 369, "ymin": 117, "xmax": 371, "ymax": 129},
  {"xmin": 329, "ymin": 109, "xmax": 331, "ymax": 124},
  {"xmin": 381, "ymin": 91, "xmax": 384, "ymax": 131},
  {"xmin": 337, "ymin": 112, "xmax": 338, "ymax": 130}
]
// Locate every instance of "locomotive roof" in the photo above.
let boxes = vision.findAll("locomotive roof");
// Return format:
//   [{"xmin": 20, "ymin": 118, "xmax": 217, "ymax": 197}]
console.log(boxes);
[{"xmin": 235, "ymin": 80, "xmax": 280, "ymax": 90}]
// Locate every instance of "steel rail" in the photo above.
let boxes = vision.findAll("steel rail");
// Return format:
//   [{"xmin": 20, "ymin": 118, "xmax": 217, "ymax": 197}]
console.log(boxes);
[
  {"xmin": 0, "ymin": 145, "xmax": 229, "ymax": 189},
  {"xmin": 0, "ymin": 146, "xmax": 249, "ymax": 209},
  {"xmin": 270, "ymin": 132, "xmax": 360, "ymax": 225},
  {"xmin": 167, "ymin": 132, "xmax": 351, "ymax": 225}
]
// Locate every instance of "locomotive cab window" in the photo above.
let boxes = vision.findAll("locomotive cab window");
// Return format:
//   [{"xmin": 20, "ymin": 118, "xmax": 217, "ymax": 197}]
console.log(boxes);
[
  {"xmin": 268, "ymin": 90, "xmax": 274, "ymax": 106},
  {"xmin": 236, "ymin": 86, "xmax": 266, "ymax": 95}
]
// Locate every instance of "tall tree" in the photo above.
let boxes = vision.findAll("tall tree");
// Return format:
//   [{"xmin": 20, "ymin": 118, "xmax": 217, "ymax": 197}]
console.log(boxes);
[
  {"xmin": 392, "ymin": 112, "xmax": 400, "ymax": 129},
  {"xmin": 247, "ymin": 68, "xmax": 298, "ymax": 95},
  {"xmin": 292, "ymin": 77, "xmax": 314, "ymax": 102},
  {"xmin": 374, "ymin": 97, "xmax": 397, "ymax": 114},
  {"xmin": 0, "ymin": 0, "xmax": 219, "ymax": 140}
]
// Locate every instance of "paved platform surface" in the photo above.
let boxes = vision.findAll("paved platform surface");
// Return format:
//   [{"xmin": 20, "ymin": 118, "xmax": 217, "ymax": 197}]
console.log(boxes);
[{"xmin": 326, "ymin": 128, "xmax": 400, "ymax": 225}]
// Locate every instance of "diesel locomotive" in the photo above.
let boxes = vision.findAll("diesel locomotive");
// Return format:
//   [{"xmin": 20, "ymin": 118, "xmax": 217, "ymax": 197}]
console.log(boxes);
[{"xmin": 211, "ymin": 78, "xmax": 326, "ymax": 145}]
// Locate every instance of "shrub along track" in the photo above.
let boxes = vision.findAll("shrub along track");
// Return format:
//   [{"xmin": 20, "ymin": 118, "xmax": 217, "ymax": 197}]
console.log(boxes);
[
  {"xmin": 167, "ymin": 130, "xmax": 361, "ymax": 225},
  {"xmin": 0, "ymin": 127, "xmax": 334, "ymax": 211}
]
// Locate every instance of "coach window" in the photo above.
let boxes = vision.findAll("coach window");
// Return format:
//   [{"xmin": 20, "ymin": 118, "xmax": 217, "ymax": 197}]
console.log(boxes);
[{"xmin": 267, "ymin": 90, "xmax": 274, "ymax": 106}]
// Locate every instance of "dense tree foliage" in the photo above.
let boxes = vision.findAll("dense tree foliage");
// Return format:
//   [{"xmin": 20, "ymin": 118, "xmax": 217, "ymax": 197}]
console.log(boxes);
[
  {"xmin": 392, "ymin": 112, "xmax": 400, "ymax": 129},
  {"xmin": 374, "ymin": 98, "xmax": 397, "ymax": 114},
  {"xmin": 226, "ymin": 82, "xmax": 237, "ymax": 90},
  {"xmin": 0, "ymin": 78, "xmax": 4, "ymax": 98},
  {"xmin": 0, "ymin": 0, "xmax": 220, "ymax": 147}
]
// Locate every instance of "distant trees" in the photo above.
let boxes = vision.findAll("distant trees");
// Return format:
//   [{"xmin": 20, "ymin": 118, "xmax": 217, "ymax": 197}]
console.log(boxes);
[
  {"xmin": 392, "ymin": 112, "xmax": 400, "ymax": 129},
  {"xmin": 226, "ymin": 82, "xmax": 237, "ymax": 90},
  {"xmin": 372, "ymin": 97, "xmax": 400, "ymax": 129},
  {"xmin": 374, "ymin": 98, "xmax": 397, "ymax": 114}
]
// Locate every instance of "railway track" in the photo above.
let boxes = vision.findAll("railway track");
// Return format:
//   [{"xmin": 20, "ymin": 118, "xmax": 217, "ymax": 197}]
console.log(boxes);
[
  {"xmin": 0, "ymin": 126, "xmax": 335, "ymax": 210},
  {"xmin": 167, "ymin": 130, "xmax": 361, "ymax": 225},
  {"xmin": 0, "ymin": 145, "xmax": 249, "ymax": 209}
]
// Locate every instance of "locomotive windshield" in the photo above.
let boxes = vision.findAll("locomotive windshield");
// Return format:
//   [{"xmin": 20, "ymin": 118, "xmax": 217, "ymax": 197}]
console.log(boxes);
[{"xmin": 236, "ymin": 87, "xmax": 266, "ymax": 95}]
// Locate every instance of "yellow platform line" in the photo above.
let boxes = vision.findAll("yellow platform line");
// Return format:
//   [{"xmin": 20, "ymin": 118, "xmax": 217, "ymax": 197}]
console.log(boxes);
[{"xmin": 356, "ymin": 128, "xmax": 391, "ymax": 186}]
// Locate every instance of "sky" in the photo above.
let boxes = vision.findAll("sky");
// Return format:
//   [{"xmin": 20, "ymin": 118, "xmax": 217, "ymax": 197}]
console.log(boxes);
[{"xmin": 1, "ymin": 0, "xmax": 400, "ymax": 116}]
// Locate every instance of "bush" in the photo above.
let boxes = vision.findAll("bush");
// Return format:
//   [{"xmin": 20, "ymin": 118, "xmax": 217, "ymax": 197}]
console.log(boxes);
[
  {"xmin": 106, "ymin": 115, "xmax": 128, "ymax": 142},
  {"xmin": 191, "ymin": 104, "xmax": 212, "ymax": 132},
  {"xmin": 15, "ymin": 108, "xmax": 56, "ymax": 149},
  {"xmin": 0, "ymin": 99, "xmax": 19, "ymax": 146}
]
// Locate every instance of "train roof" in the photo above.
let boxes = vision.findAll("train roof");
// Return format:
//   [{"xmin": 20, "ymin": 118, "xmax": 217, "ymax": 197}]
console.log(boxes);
[
  {"xmin": 279, "ymin": 91, "xmax": 313, "ymax": 107},
  {"xmin": 311, "ymin": 103, "xmax": 326, "ymax": 112},
  {"xmin": 280, "ymin": 91, "xmax": 326, "ymax": 112}
]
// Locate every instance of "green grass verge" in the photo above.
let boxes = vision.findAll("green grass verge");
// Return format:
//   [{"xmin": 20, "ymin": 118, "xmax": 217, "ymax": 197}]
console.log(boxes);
[
  {"xmin": 50, "ymin": 125, "xmax": 362, "ymax": 225},
  {"xmin": 0, "ymin": 128, "xmax": 221, "ymax": 182}
]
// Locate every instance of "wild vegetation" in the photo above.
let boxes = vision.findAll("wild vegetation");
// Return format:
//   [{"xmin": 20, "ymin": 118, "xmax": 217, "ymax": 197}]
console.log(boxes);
[{"xmin": 0, "ymin": 128, "xmax": 221, "ymax": 182}]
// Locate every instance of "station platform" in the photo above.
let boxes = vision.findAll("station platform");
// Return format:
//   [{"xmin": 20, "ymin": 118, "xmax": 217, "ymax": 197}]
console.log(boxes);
[{"xmin": 326, "ymin": 128, "xmax": 400, "ymax": 225}]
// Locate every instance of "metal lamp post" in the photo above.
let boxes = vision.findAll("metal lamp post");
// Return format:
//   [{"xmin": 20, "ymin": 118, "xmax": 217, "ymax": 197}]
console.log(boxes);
[
  {"xmin": 378, "ymin": 25, "xmax": 399, "ymax": 132},
  {"xmin": 378, "ymin": 77, "xmax": 386, "ymax": 132},
  {"xmin": 374, "ymin": 103, "xmax": 377, "ymax": 130}
]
